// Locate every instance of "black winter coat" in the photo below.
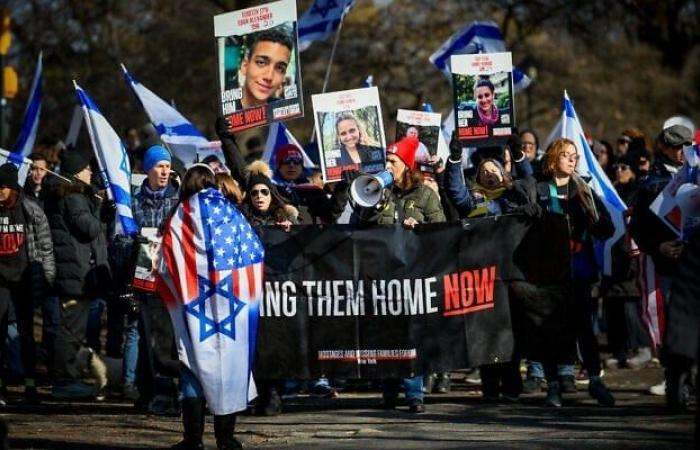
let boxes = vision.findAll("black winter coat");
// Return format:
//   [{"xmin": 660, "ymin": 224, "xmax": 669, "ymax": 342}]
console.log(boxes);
[{"xmin": 46, "ymin": 182, "xmax": 112, "ymax": 297}]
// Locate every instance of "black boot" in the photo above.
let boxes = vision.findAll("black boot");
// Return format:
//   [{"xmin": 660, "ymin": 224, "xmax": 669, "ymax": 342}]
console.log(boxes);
[
  {"xmin": 170, "ymin": 398, "xmax": 205, "ymax": 450},
  {"xmin": 214, "ymin": 413, "xmax": 243, "ymax": 450}
]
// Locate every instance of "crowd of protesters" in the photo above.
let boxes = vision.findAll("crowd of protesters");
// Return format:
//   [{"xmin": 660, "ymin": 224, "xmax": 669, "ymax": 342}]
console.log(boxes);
[{"xmin": 0, "ymin": 113, "xmax": 697, "ymax": 450}]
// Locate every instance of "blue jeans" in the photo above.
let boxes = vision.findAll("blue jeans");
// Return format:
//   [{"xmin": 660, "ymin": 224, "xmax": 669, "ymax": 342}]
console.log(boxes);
[
  {"xmin": 528, "ymin": 361, "xmax": 574, "ymax": 378},
  {"xmin": 382, "ymin": 375, "xmax": 424, "ymax": 403},
  {"xmin": 180, "ymin": 366, "xmax": 204, "ymax": 399},
  {"xmin": 85, "ymin": 298, "xmax": 105, "ymax": 352},
  {"xmin": 122, "ymin": 318, "xmax": 139, "ymax": 386}
]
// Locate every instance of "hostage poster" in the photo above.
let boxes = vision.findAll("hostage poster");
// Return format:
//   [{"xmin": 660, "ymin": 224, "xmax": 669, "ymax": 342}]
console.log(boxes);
[
  {"xmin": 451, "ymin": 52, "xmax": 515, "ymax": 147},
  {"xmin": 312, "ymin": 87, "xmax": 387, "ymax": 183},
  {"xmin": 214, "ymin": 0, "xmax": 303, "ymax": 132}
]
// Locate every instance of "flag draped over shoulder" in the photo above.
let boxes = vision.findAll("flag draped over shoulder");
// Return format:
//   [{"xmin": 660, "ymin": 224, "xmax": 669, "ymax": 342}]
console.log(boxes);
[
  {"xmin": 122, "ymin": 64, "xmax": 208, "ymax": 166},
  {"xmin": 13, "ymin": 53, "xmax": 42, "ymax": 158},
  {"xmin": 157, "ymin": 188, "xmax": 264, "ymax": 415},
  {"xmin": 263, "ymin": 122, "xmax": 316, "ymax": 172},
  {"xmin": 429, "ymin": 20, "xmax": 531, "ymax": 92},
  {"xmin": 546, "ymin": 91, "xmax": 628, "ymax": 276},
  {"xmin": 298, "ymin": 0, "xmax": 356, "ymax": 52},
  {"xmin": 74, "ymin": 82, "xmax": 139, "ymax": 237}
]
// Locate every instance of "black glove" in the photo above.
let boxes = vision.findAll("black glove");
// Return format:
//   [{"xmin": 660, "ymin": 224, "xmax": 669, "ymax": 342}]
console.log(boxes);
[
  {"xmin": 215, "ymin": 116, "xmax": 235, "ymax": 139},
  {"xmin": 341, "ymin": 169, "xmax": 361, "ymax": 184},
  {"xmin": 449, "ymin": 132, "xmax": 463, "ymax": 161},
  {"xmin": 100, "ymin": 199, "xmax": 117, "ymax": 223},
  {"xmin": 516, "ymin": 203, "xmax": 542, "ymax": 218},
  {"xmin": 507, "ymin": 133, "xmax": 524, "ymax": 162}
]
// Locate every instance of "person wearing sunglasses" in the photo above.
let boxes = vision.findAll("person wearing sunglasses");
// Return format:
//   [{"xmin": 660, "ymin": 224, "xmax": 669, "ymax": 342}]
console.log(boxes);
[{"xmin": 243, "ymin": 161, "xmax": 296, "ymax": 231}]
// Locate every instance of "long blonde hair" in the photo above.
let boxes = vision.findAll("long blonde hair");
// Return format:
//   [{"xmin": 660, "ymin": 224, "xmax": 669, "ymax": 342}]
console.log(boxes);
[{"xmin": 335, "ymin": 113, "xmax": 380, "ymax": 148}]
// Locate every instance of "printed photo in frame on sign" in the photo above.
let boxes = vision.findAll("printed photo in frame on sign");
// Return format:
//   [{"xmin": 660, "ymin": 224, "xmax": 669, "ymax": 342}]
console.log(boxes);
[
  {"xmin": 395, "ymin": 109, "xmax": 443, "ymax": 172},
  {"xmin": 451, "ymin": 52, "xmax": 514, "ymax": 147},
  {"xmin": 196, "ymin": 141, "xmax": 229, "ymax": 174},
  {"xmin": 214, "ymin": 0, "xmax": 303, "ymax": 132},
  {"xmin": 312, "ymin": 87, "xmax": 387, "ymax": 183}
]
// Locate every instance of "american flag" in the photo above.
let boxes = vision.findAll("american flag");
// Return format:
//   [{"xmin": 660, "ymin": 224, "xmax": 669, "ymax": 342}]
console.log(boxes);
[{"xmin": 157, "ymin": 187, "xmax": 264, "ymax": 415}]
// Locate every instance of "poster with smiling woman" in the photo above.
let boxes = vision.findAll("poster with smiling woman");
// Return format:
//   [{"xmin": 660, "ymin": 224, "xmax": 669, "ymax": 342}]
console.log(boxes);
[
  {"xmin": 214, "ymin": 0, "xmax": 303, "ymax": 132},
  {"xmin": 451, "ymin": 52, "xmax": 514, "ymax": 148},
  {"xmin": 312, "ymin": 87, "xmax": 387, "ymax": 183}
]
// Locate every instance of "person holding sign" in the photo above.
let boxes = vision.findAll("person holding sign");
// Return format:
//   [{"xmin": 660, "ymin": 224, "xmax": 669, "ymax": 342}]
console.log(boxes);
[
  {"xmin": 355, "ymin": 137, "xmax": 446, "ymax": 413},
  {"xmin": 237, "ymin": 28, "xmax": 294, "ymax": 110}
]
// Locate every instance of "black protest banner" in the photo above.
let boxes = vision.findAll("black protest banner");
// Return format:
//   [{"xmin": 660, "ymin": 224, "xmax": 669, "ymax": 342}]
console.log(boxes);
[{"xmin": 254, "ymin": 214, "xmax": 571, "ymax": 379}]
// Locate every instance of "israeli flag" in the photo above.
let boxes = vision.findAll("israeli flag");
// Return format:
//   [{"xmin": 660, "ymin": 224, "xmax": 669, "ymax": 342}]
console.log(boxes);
[
  {"xmin": 0, "ymin": 148, "xmax": 31, "ymax": 185},
  {"xmin": 429, "ymin": 21, "xmax": 531, "ymax": 92},
  {"xmin": 13, "ymin": 53, "xmax": 42, "ymax": 158},
  {"xmin": 121, "ymin": 64, "xmax": 208, "ymax": 165},
  {"xmin": 547, "ymin": 91, "xmax": 627, "ymax": 276},
  {"xmin": 74, "ymin": 82, "xmax": 139, "ymax": 237},
  {"xmin": 263, "ymin": 122, "xmax": 315, "ymax": 172},
  {"xmin": 298, "ymin": 0, "xmax": 356, "ymax": 52}
]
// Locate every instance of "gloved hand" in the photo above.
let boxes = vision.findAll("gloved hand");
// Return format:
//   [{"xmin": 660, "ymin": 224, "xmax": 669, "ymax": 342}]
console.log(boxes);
[
  {"xmin": 507, "ymin": 133, "xmax": 524, "ymax": 162},
  {"xmin": 449, "ymin": 132, "xmax": 463, "ymax": 162},
  {"xmin": 215, "ymin": 116, "xmax": 235, "ymax": 139},
  {"xmin": 100, "ymin": 199, "xmax": 117, "ymax": 223},
  {"xmin": 341, "ymin": 169, "xmax": 361, "ymax": 184}
]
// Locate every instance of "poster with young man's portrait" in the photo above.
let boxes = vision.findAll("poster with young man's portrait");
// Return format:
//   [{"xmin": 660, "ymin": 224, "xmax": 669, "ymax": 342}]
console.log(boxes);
[
  {"xmin": 312, "ymin": 87, "xmax": 387, "ymax": 183},
  {"xmin": 395, "ymin": 109, "xmax": 446, "ymax": 171},
  {"xmin": 451, "ymin": 52, "xmax": 514, "ymax": 148},
  {"xmin": 214, "ymin": 0, "xmax": 303, "ymax": 132}
]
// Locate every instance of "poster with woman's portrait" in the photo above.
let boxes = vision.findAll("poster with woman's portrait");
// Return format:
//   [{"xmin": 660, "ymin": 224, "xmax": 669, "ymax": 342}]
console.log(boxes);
[
  {"xmin": 395, "ymin": 109, "xmax": 445, "ymax": 169},
  {"xmin": 214, "ymin": 0, "xmax": 303, "ymax": 132},
  {"xmin": 312, "ymin": 87, "xmax": 387, "ymax": 183},
  {"xmin": 451, "ymin": 52, "xmax": 514, "ymax": 147}
]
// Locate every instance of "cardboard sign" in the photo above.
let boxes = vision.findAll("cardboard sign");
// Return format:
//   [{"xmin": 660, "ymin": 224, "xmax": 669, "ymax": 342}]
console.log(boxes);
[
  {"xmin": 451, "ymin": 52, "xmax": 514, "ymax": 147},
  {"xmin": 214, "ymin": 0, "xmax": 303, "ymax": 132},
  {"xmin": 312, "ymin": 87, "xmax": 386, "ymax": 183}
]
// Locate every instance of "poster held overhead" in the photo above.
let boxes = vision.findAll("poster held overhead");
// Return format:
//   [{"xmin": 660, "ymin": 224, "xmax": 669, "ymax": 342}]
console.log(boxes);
[
  {"xmin": 451, "ymin": 52, "xmax": 514, "ymax": 148},
  {"xmin": 312, "ymin": 86, "xmax": 386, "ymax": 183},
  {"xmin": 214, "ymin": 0, "xmax": 303, "ymax": 132},
  {"xmin": 395, "ymin": 109, "xmax": 443, "ymax": 171}
]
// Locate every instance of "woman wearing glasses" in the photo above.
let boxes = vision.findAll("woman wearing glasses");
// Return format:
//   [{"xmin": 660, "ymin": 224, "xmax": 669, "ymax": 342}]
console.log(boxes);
[
  {"xmin": 533, "ymin": 138, "xmax": 615, "ymax": 408},
  {"xmin": 242, "ymin": 161, "xmax": 296, "ymax": 230}
]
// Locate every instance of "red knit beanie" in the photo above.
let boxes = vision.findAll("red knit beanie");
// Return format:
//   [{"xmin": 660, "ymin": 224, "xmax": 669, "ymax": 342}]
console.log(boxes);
[
  {"xmin": 386, "ymin": 136, "xmax": 419, "ymax": 170},
  {"xmin": 275, "ymin": 144, "xmax": 304, "ymax": 167}
]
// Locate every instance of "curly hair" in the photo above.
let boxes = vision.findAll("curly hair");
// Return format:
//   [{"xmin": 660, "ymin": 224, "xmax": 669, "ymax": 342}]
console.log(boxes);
[{"xmin": 542, "ymin": 138, "xmax": 577, "ymax": 177}]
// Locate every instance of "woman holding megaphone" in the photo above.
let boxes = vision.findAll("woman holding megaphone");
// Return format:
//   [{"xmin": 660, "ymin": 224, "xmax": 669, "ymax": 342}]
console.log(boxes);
[
  {"xmin": 354, "ymin": 136, "xmax": 446, "ymax": 413},
  {"xmin": 355, "ymin": 136, "xmax": 446, "ymax": 229}
]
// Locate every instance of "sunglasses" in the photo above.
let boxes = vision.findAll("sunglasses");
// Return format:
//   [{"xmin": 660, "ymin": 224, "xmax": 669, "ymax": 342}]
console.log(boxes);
[
  {"xmin": 613, "ymin": 163, "xmax": 631, "ymax": 171},
  {"xmin": 250, "ymin": 188, "xmax": 270, "ymax": 197},
  {"xmin": 282, "ymin": 158, "xmax": 302, "ymax": 166}
]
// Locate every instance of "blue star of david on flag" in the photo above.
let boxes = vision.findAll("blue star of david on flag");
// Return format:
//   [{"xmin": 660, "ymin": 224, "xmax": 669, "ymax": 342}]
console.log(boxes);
[
  {"xmin": 185, "ymin": 275, "xmax": 245, "ymax": 342},
  {"xmin": 310, "ymin": 0, "xmax": 337, "ymax": 18},
  {"xmin": 182, "ymin": 189, "xmax": 264, "ymax": 342},
  {"xmin": 298, "ymin": 0, "xmax": 356, "ymax": 52}
]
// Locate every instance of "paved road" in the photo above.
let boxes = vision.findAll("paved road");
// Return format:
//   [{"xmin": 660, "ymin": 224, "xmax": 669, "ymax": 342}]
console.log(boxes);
[{"xmin": 3, "ymin": 367, "xmax": 696, "ymax": 449}]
